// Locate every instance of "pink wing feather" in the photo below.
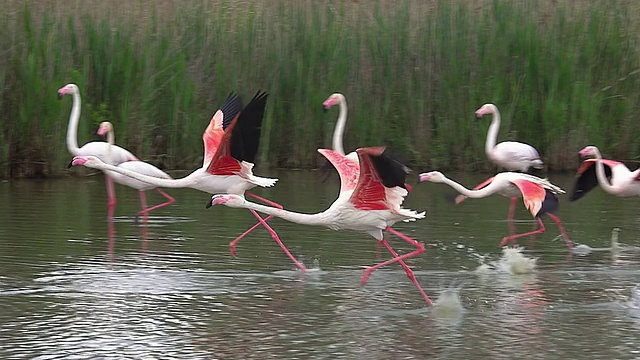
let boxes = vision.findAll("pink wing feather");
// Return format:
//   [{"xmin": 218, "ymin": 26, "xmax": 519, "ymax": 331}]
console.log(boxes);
[
  {"xmin": 317, "ymin": 149, "xmax": 360, "ymax": 193},
  {"xmin": 348, "ymin": 147, "xmax": 388, "ymax": 211},
  {"xmin": 509, "ymin": 179, "xmax": 546, "ymax": 217},
  {"xmin": 202, "ymin": 110, "xmax": 225, "ymax": 167},
  {"xmin": 575, "ymin": 158, "xmax": 623, "ymax": 176}
]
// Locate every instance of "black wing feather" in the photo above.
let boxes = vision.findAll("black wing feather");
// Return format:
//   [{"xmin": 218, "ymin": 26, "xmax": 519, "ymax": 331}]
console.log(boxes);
[
  {"xmin": 221, "ymin": 92, "xmax": 244, "ymax": 130},
  {"xmin": 369, "ymin": 150, "xmax": 411, "ymax": 189},
  {"xmin": 538, "ymin": 189, "xmax": 560, "ymax": 216},
  {"xmin": 569, "ymin": 163, "xmax": 612, "ymax": 201},
  {"xmin": 230, "ymin": 91, "xmax": 269, "ymax": 163}
]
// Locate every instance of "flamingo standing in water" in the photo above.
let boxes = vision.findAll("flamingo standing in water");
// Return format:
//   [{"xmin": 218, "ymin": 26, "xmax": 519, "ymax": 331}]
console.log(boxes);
[
  {"xmin": 419, "ymin": 171, "xmax": 572, "ymax": 249},
  {"xmin": 96, "ymin": 121, "xmax": 175, "ymax": 216},
  {"xmin": 570, "ymin": 145, "xmax": 640, "ymax": 201},
  {"xmin": 71, "ymin": 92, "xmax": 307, "ymax": 272},
  {"xmin": 207, "ymin": 147, "xmax": 432, "ymax": 305},
  {"xmin": 59, "ymin": 83, "xmax": 138, "ymax": 212},
  {"xmin": 462, "ymin": 104, "xmax": 545, "ymax": 228}
]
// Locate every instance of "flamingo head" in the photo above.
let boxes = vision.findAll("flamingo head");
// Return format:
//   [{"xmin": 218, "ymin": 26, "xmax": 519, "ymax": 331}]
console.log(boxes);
[
  {"xmin": 418, "ymin": 171, "xmax": 447, "ymax": 183},
  {"xmin": 579, "ymin": 146, "xmax": 598, "ymax": 158},
  {"xmin": 475, "ymin": 103, "xmax": 497, "ymax": 119},
  {"xmin": 97, "ymin": 121, "xmax": 113, "ymax": 136},
  {"xmin": 70, "ymin": 155, "xmax": 102, "ymax": 168},
  {"xmin": 322, "ymin": 93, "xmax": 344, "ymax": 112},
  {"xmin": 206, "ymin": 194, "xmax": 246, "ymax": 209},
  {"xmin": 57, "ymin": 83, "xmax": 79, "ymax": 99}
]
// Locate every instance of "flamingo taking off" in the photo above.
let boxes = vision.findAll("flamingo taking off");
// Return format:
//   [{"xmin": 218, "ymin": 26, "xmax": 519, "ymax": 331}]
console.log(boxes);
[
  {"xmin": 95, "ymin": 121, "xmax": 175, "ymax": 217},
  {"xmin": 570, "ymin": 145, "xmax": 640, "ymax": 200},
  {"xmin": 419, "ymin": 171, "xmax": 572, "ymax": 250},
  {"xmin": 59, "ymin": 83, "xmax": 138, "ymax": 211},
  {"xmin": 459, "ymin": 103, "xmax": 545, "ymax": 231},
  {"xmin": 207, "ymin": 147, "xmax": 432, "ymax": 305},
  {"xmin": 71, "ymin": 92, "xmax": 307, "ymax": 272}
]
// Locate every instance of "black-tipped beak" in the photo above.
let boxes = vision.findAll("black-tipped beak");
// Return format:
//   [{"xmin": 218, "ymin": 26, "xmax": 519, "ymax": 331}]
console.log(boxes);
[
  {"xmin": 57, "ymin": 92, "xmax": 63, "ymax": 100},
  {"xmin": 205, "ymin": 199, "xmax": 213, "ymax": 209},
  {"xmin": 67, "ymin": 160, "xmax": 74, "ymax": 168},
  {"xmin": 322, "ymin": 106, "xmax": 328, "ymax": 113}
]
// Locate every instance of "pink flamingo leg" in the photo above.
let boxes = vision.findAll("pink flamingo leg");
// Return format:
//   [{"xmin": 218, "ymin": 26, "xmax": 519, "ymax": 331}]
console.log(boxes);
[
  {"xmin": 500, "ymin": 217, "xmax": 546, "ymax": 247},
  {"xmin": 545, "ymin": 213, "xmax": 573, "ymax": 250},
  {"xmin": 228, "ymin": 191, "xmax": 282, "ymax": 256},
  {"xmin": 247, "ymin": 208, "xmax": 308, "ymax": 272},
  {"xmin": 137, "ymin": 189, "xmax": 175, "ymax": 216},
  {"xmin": 379, "ymin": 239, "xmax": 432, "ymax": 305},
  {"xmin": 105, "ymin": 176, "xmax": 116, "ymax": 208},
  {"xmin": 361, "ymin": 227, "xmax": 425, "ymax": 286},
  {"xmin": 507, "ymin": 197, "xmax": 517, "ymax": 238}
]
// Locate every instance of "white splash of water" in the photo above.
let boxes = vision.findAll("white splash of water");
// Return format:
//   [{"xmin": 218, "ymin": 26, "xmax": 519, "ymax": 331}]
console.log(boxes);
[
  {"xmin": 496, "ymin": 247, "xmax": 536, "ymax": 275},
  {"xmin": 431, "ymin": 287, "xmax": 465, "ymax": 323}
]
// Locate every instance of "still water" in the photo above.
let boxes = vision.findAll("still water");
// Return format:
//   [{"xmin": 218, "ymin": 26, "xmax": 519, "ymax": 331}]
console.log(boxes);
[{"xmin": 1, "ymin": 170, "xmax": 640, "ymax": 359}]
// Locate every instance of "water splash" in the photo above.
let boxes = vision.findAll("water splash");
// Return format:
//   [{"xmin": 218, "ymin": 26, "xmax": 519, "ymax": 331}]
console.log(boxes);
[
  {"xmin": 495, "ymin": 247, "xmax": 536, "ymax": 275},
  {"xmin": 431, "ymin": 287, "xmax": 465, "ymax": 326}
]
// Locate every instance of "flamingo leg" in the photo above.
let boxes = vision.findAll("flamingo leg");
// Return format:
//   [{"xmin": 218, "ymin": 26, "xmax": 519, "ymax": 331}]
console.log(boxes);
[
  {"xmin": 546, "ymin": 213, "xmax": 573, "ymax": 250},
  {"xmin": 137, "ymin": 188, "xmax": 175, "ymax": 216},
  {"xmin": 507, "ymin": 197, "xmax": 517, "ymax": 238},
  {"xmin": 378, "ymin": 238, "xmax": 432, "ymax": 305},
  {"xmin": 105, "ymin": 176, "xmax": 116, "ymax": 208},
  {"xmin": 361, "ymin": 227, "xmax": 425, "ymax": 286},
  {"xmin": 228, "ymin": 191, "xmax": 282, "ymax": 256},
  {"xmin": 246, "ymin": 208, "xmax": 307, "ymax": 272},
  {"xmin": 500, "ymin": 217, "xmax": 546, "ymax": 247}
]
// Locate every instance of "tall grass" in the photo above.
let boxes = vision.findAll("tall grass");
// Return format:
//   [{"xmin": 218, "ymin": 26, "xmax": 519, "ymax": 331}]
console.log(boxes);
[{"xmin": 1, "ymin": 0, "xmax": 640, "ymax": 177}]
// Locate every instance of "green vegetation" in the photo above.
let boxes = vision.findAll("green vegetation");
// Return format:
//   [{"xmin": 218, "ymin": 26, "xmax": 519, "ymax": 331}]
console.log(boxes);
[{"xmin": 1, "ymin": 0, "xmax": 639, "ymax": 177}]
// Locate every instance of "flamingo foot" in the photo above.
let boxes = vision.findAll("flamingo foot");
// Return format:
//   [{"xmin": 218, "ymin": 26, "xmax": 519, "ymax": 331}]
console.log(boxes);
[{"xmin": 500, "ymin": 218, "xmax": 546, "ymax": 247}]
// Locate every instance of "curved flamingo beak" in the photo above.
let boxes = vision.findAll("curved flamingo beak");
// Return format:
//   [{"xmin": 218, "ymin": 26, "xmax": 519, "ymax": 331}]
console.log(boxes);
[
  {"xmin": 418, "ymin": 173, "xmax": 430, "ymax": 182},
  {"xmin": 70, "ymin": 157, "xmax": 87, "ymax": 166},
  {"xmin": 97, "ymin": 127, "xmax": 108, "ymax": 136},
  {"xmin": 322, "ymin": 98, "xmax": 335, "ymax": 113},
  {"xmin": 475, "ymin": 109, "xmax": 484, "ymax": 119},
  {"xmin": 57, "ymin": 91, "xmax": 63, "ymax": 99},
  {"xmin": 205, "ymin": 199, "xmax": 214, "ymax": 208}
]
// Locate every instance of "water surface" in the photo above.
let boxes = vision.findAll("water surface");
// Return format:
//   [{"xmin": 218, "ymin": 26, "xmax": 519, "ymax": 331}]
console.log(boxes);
[{"xmin": 1, "ymin": 171, "xmax": 640, "ymax": 359}]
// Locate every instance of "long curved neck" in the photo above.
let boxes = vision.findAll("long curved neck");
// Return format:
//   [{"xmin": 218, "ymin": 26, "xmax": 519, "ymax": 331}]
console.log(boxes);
[
  {"xmin": 485, "ymin": 108, "xmax": 501, "ymax": 155},
  {"xmin": 332, "ymin": 96, "xmax": 347, "ymax": 155},
  {"xmin": 94, "ymin": 161, "xmax": 194, "ymax": 188},
  {"xmin": 106, "ymin": 128, "xmax": 115, "ymax": 163},
  {"xmin": 442, "ymin": 177, "xmax": 496, "ymax": 199},
  {"xmin": 238, "ymin": 200, "xmax": 328, "ymax": 226},
  {"xmin": 66, "ymin": 91, "xmax": 82, "ymax": 155},
  {"xmin": 593, "ymin": 148, "xmax": 619, "ymax": 194}
]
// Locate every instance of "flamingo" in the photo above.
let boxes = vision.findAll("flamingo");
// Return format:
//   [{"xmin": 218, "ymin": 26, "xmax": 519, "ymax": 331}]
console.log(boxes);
[
  {"xmin": 59, "ymin": 83, "xmax": 138, "ymax": 210},
  {"xmin": 71, "ymin": 92, "xmax": 307, "ymax": 272},
  {"xmin": 96, "ymin": 121, "xmax": 175, "ymax": 217},
  {"xmin": 570, "ymin": 145, "xmax": 640, "ymax": 201},
  {"xmin": 207, "ymin": 147, "xmax": 432, "ymax": 305},
  {"xmin": 459, "ymin": 103, "xmax": 545, "ymax": 231},
  {"xmin": 419, "ymin": 171, "xmax": 572, "ymax": 250}
]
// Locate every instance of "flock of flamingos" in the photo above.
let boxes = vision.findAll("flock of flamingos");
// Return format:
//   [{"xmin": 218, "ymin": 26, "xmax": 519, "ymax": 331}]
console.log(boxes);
[{"xmin": 58, "ymin": 83, "xmax": 640, "ymax": 306}]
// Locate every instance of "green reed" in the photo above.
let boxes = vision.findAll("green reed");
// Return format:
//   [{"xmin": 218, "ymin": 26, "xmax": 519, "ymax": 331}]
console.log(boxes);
[{"xmin": 1, "ymin": 0, "xmax": 639, "ymax": 177}]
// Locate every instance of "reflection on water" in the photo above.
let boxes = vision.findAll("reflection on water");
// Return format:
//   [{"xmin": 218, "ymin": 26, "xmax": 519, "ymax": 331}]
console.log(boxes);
[{"xmin": 2, "ymin": 172, "xmax": 640, "ymax": 358}]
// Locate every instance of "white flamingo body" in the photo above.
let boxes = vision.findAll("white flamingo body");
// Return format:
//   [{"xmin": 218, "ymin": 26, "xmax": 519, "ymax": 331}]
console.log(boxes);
[
  {"xmin": 573, "ymin": 146, "xmax": 640, "ymax": 198},
  {"xmin": 477, "ymin": 103, "xmax": 543, "ymax": 172},
  {"xmin": 104, "ymin": 161, "xmax": 172, "ymax": 191}
]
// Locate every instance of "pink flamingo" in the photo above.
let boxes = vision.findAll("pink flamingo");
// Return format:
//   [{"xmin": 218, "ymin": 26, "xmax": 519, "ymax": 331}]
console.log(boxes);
[
  {"xmin": 59, "ymin": 83, "xmax": 138, "ymax": 211},
  {"xmin": 419, "ymin": 171, "xmax": 572, "ymax": 250},
  {"xmin": 96, "ymin": 121, "xmax": 175, "ymax": 217},
  {"xmin": 460, "ymin": 104, "xmax": 545, "ymax": 229},
  {"xmin": 71, "ymin": 92, "xmax": 307, "ymax": 272},
  {"xmin": 570, "ymin": 145, "xmax": 640, "ymax": 201},
  {"xmin": 207, "ymin": 147, "xmax": 432, "ymax": 305}
]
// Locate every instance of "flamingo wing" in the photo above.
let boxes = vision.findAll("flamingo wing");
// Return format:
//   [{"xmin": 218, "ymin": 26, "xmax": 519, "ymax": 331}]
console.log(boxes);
[
  {"xmin": 202, "ymin": 93, "xmax": 244, "ymax": 167},
  {"xmin": 570, "ymin": 159, "xmax": 616, "ymax": 201},
  {"xmin": 349, "ymin": 147, "xmax": 409, "ymax": 210},
  {"xmin": 509, "ymin": 179, "xmax": 546, "ymax": 217},
  {"xmin": 205, "ymin": 91, "xmax": 268, "ymax": 175},
  {"xmin": 317, "ymin": 149, "xmax": 359, "ymax": 193}
]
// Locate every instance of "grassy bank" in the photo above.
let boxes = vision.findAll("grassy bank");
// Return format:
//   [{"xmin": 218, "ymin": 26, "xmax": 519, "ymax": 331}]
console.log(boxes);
[{"xmin": 1, "ymin": 0, "xmax": 640, "ymax": 178}]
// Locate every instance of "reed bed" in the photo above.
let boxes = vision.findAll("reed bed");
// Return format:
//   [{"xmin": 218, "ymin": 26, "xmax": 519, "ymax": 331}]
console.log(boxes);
[{"xmin": 1, "ymin": 0, "xmax": 639, "ymax": 177}]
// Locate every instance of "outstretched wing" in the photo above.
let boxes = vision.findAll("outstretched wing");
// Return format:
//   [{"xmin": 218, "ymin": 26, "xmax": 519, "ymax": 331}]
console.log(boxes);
[
  {"xmin": 205, "ymin": 91, "xmax": 268, "ymax": 175},
  {"xmin": 317, "ymin": 149, "xmax": 359, "ymax": 193},
  {"xmin": 202, "ymin": 93, "xmax": 244, "ymax": 167},
  {"xmin": 349, "ymin": 147, "xmax": 409, "ymax": 210},
  {"xmin": 569, "ymin": 159, "xmax": 617, "ymax": 201}
]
